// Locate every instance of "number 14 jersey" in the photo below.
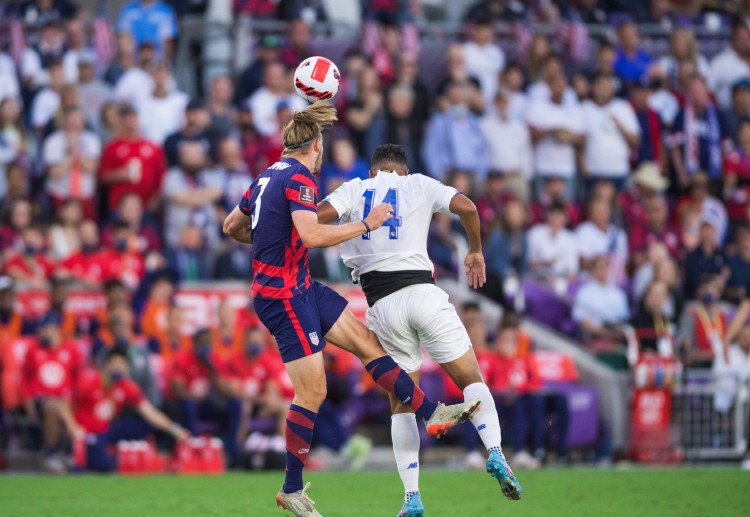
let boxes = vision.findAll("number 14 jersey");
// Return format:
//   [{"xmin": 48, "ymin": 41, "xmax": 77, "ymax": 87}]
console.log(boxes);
[{"xmin": 323, "ymin": 171, "xmax": 458, "ymax": 282}]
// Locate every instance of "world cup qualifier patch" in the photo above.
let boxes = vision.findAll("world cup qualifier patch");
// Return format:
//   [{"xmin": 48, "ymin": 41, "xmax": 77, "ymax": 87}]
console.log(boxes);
[{"xmin": 300, "ymin": 186, "xmax": 315, "ymax": 204}]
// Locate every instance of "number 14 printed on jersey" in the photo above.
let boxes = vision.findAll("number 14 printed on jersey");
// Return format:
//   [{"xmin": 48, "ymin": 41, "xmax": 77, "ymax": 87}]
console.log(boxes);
[{"xmin": 362, "ymin": 188, "xmax": 402, "ymax": 240}]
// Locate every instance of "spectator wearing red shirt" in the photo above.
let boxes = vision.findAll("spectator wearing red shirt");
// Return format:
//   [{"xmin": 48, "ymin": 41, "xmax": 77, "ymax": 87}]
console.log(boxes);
[
  {"xmin": 21, "ymin": 313, "xmax": 84, "ymax": 473},
  {"xmin": 629, "ymin": 195, "xmax": 682, "ymax": 268},
  {"xmin": 170, "ymin": 328, "xmax": 242, "ymax": 462},
  {"xmin": 617, "ymin": 161, "xmax": 667, "ymax": 235},
  {"xmin": 102, "ymin": 193, "xmax": 163, "ymax": 253},
  {"xmin": 490, "ymin": 322, "xmax": 545, "ymax": 469},
  {"xmin": 723, "ymin": 120, "xmax": 750, "ymax": 222},
  {"xmin": 59, "ymin": 349, "xmax": 189, "ymax": 472},
  {"xmin": 475, "ymin": 172, "xmax": 517, "ymax": 235},
  {"xmin": 99, "ymin": 104, "xmax": 167, "ymax": 214},
  {"xmin": 3, "ymin": 226, "xmax": 55, "ymax": 289},
  {"xmin": 529, "ymin": 177, "xmax": 581, "ymax": 227},
  {"xmin": 0, "ymin": 199, "xmax": 32, "ymax": 258}
]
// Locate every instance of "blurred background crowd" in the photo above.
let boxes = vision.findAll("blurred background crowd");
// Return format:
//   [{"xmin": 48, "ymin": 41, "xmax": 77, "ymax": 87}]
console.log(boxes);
[{"xmin": 2, "ymin": 0, "xmax": 750, "ymax": 473}]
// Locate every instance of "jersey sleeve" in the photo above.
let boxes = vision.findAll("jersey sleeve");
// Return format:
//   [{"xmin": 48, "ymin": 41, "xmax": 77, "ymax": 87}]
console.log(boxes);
[
  {"xmin": 238, "ymin": 186, "xmax": 252, "ymax": 215},
  {"xmin": 417, "ymin": 174, "xmax": 459, "ymax": 213},
  {"xmin": 121, "ymin": 379, "xmax": 146, "ymax": 407},
  {"xmin": 285, "ymin": 169, "xmax": 319, "ymax": 213},
  {"xmin": 323, "ymin": 179, "xmax": 360, "ymax": 218}
]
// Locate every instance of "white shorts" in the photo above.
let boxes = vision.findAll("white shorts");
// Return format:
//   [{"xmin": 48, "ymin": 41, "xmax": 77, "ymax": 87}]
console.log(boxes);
[{"xmin": 366, "ymin": 283, "xmax": 472, "ymax": 373}]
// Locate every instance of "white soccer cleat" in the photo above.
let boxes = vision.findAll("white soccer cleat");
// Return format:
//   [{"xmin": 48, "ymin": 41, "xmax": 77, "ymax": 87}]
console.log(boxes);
[
  {"xmin": 276, "ymin": 482, "xmax": 324, "ymax": 517},
  {"xmin": 424, "ymin": 398, "xmax": 481, "ymax": 438}
]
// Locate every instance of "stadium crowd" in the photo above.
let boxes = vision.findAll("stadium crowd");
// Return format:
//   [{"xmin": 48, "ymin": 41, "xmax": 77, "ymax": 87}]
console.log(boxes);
[{"xmin": 2, "ymin": 0, "xmax": 750, "ymax": 472}]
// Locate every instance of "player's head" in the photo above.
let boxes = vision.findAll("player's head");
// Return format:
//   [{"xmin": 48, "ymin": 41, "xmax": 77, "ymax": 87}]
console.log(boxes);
[
  {"xmin": 281, "ymin": 101, "xmax": 337, "ymax": 174},
  {"xmin": 102, "ymin": 348, "xmax": 130, "ymax": 383},
  {"xmin": 370, "ymin": 143, "xmax": 408, "ymax": 177}
]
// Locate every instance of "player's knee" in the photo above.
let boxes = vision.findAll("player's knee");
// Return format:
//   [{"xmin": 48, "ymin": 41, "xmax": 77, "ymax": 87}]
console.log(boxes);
[{"xmin": 296, "ymin": 382, "xmax": 327, "ymax": 409}]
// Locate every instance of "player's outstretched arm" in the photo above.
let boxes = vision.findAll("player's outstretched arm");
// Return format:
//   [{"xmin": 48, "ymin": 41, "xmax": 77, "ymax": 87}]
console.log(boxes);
[
  {"xmin": 449, "ymin": 194, "xmax": 486, "ymax": 289},
  {"xmin": 137, "ymin": 400, "xmax": 190, "ymax": 440},
  {"xmin": 316, "ymin": 201, "xmax": 341, "ymax": 225},
  {"xmin": 293, "ymin": 203, "xmax": 392, "ymax": 248},
  {"xmin": 223, "ymin": 206, "xmax": 253, "ymax": 244}
]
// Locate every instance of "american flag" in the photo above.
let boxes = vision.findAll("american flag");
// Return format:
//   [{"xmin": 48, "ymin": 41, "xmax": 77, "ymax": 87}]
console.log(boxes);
[
  {"xmin": 92, "ymin": 2, "xmax": 114, "ymax": 72},
  {"xmin": 9, "ymin": 17, "xmax": 26, "ymax": 65},
  {"xmin": 512, "ymin": 22, "xmax": 534, "ymax": 63},
  {"xmin": 557, "ymin": 20, "xmax": 591, "ymax": 64}
]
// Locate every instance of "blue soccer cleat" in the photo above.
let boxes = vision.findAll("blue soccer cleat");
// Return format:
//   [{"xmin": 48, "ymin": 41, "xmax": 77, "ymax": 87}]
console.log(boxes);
[
  {"xmin": 486, "ymin": 450, "xmax": 523, "ymax": 501},
  {"xmin": 397, "ymin": 492, "xmax": 424, "ymax": 517}
]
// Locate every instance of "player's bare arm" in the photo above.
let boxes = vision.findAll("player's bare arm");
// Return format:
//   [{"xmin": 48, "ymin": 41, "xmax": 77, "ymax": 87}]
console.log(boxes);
[
  {"xmin": 449, "ymin": 193, "xmax": 486, "ymax": 289},
  {"xmin": 137, "ymin": 400, "xmax": 190, "ymax": 440},
  {"xmin": 316, "ymin": 201, "xmax": 340, "ymax": 225},
  {"xmin": 292, "ymin": 203, "xmax": 392, "ymax": 248},
  {"xmin": 223, "ymin": 206, "xmax": 253, "ymax": 244}
]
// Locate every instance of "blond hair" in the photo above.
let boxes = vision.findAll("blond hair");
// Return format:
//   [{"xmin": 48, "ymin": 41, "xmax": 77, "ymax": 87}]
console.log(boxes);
[{"xmin": 281, "ymin": 101, "xmax": 338, "ymax": 156}]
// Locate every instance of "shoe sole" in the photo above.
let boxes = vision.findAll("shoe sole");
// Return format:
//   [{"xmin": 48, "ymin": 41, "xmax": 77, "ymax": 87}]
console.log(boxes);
[
  {"xmin": 426, "ymin": 400, "xmax": 481, "ymax": 439},
  {"xmin": 276, "ymin": 495, "xmax": 288, "ymax": 511},
  {"xmin": 487, "ymin": 462, "xmax": 523, "ymax": 501},
  {"xmin": 398, "ymin": 506, "xmax": 425, "ymax": 517}
]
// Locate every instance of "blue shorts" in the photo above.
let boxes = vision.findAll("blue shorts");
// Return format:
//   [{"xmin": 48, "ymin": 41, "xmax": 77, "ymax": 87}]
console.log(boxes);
[{"xmin": 254, "ymin": 281, "xmax": 348, "ymax": 363}]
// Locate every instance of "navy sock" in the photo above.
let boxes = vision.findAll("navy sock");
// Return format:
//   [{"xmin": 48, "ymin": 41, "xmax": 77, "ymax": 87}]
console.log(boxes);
[
  {"xmin": 283, "ymin": 404, "xmax": 317, "ymax": 494},
  {"xmin": 365, "ymin": 356, "xmax": 438, "ymax": 420}
]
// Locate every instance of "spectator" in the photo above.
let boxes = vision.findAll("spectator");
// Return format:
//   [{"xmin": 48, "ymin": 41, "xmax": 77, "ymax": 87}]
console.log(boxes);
[
  {"xmin": 670, "ymin": 75, "xmax": 729, "ymax": 188},
  {"xmin": 481, "ymin": 91, "xmax": 533, "ymax": 201},
  {"xmin": 462, "ymin": 19, "xmax": 505, "ymax": 109},
  {"xmin": 0, "ymin": 162, "xmax": 32, "ymax": 224},
  {"xmin": 633, "ymin": 244, "xmax": 682, "ymax": 319},
  {"xmin": 726, "ymin": 225, "xmax": 750, "ymax": 303},
  {"xmin": 16, "ymin": 0, "xmax": 79, "ymax": 29},
  {"xmin": 391, "ymin": 51, "xmax": 429, "ymax": 126},
  {"xmin": 205, "ymin": 137, "xmax": 253, "ymax": 213},
  {"xmin": 4, "ymin": 225, "xmax": 54, "ymax": 288},
  {"xmin": 246, "ymin": 61, "xmax": 305, "ymax": 137},
  {"xmin": 527, "ymin": 54, "xmax": 579, "ymax": 107},
  {"xmin": 166, "ymin": 224, "xmax": 211, "ymax": 282},
  {"xmin": 630, "ymin": 195, "xmax": 682, "ymax": 267},
  {"xmin": 20, "ymin": 312, "xmax": 83, "ymax": 473},
  {"xmin": 475, "ymin": 172, "xmax": 516, "ymax": 235},
  {"xmin": 678, "ymin": 277, "xmax": 726, "ymax": 367},
  {"xmin": 64, "ymin": 348, "xmax": 188, "ymax": 472},
  {"xmin": 279, "ymin": 18, "xmax": 314, "ymax": 69},
  {"xmin": 675, "ymin": 173, "xmax": 728, "ymax": 245},
  {"xmin": 21, "ymin": 19, "xmax": 67, "ymax": 90},
  {"xmin": 138, "ymin": 63, "xmax": 189, "ymax": 146},
  {"xmin": 114, "ymin": 41, "xmax": 159, "ymax": 107},
  {"xmin": 498, "ymin": 62, "xmax": 528, "ymax": 122},
  {"xmin": 139, "ymin": 274, "xmax": 176, "ymax": 344},
  {"xmin": 629, "ymin": 280, "xmax": 675, "ymax": 362},
  {"xmin": 0, "ymin": 277, "xmax": 28, "ymax": 340},
  {"xmin": 212, "ymin": 238, "xmax": 252, "ymax": 280},
  {"xmin": 683, "ymin": 219, "xmax": 727, "ymax": 298},
  {"xmin": 30, "ymin": 60, "xmax": 64, "ymax": 136},
  {"xmin": 0, "ymin": 199, "xmax": 33, "ymax": 254},
  {"xmin": 529, "ymin": 176, "xmax": 582, "ymax": 227},
  {"xmin": 171, "ymin": 328, "xmax": 242, "ymax": 463},
  {"xmin": 0, "ymin": 50, "xmax": 20, "ymax": 103},
  {"xmin": 102, "ymin": 193, "xmax": 163, "ymax": 253},
  {"xmin": 709, "ymin": 21, "xmax": 750, "ymax": 109},
  {"xmin": 211, "ymin": 300, "xmax": 244, "ymax": 361},
  {"xmin": 572, "ymin": 255, "xmax": 630, "ymax": 342},
  {"xmin": 628, "ymin": 79, "xmax": 665, "ymax": 170},
  {"xmin": 613, "ymin": 20, "xmax": 652, "ymax": 84},
  {"xmin": 526, "ymin": 73, "xmax": 585, "ymax": 198},
  {"xmin": 656, "ymin": 27, "xmax": 710, "ymax": 87},
  {"xmin": 723, "ymin": 120, "xmax": 750, "ymax": 222},
  {"xmin": 162, "ymin": 140, "xmax": 221, "ymax": 248},
  {"xmin": 98, "ymin": 101, "xmax": 123, "ymax": 142},
  {"xmin": 61, "ymin": 17, "xmax": 91, "ymax": 84},
  {"xmin": 581, "ymin": 73, "xmax": 640, "ymax": 191},
  {"xmin": 100, "ymin": 104, "xmax": 167, "ymax": 214},
  {"xmin": 618, "ymin": 161, "xmax": 666, "ymax": 231},
  {"xmin": 163, "ymin": 99, "xmax": 213, "ymax": 166},
  {"xmin": 235, "ymin": 35, "xmax": 282, "ymax": 103},
  {"xmin": 575, "ymin": 196, "xmax": 628, "ymax": 284},
  {"xmin": 60, "ymin": 220, "xmax": 113, "ymax": 286},
  {"xmin": 117, "ymin": 0, "xmax": 179, "ymax": 61},
  {"xmin": 48, "ymin": 199, "xmax": 83, "ymax": 261},
  {"xmin": 384, "ymin": 83, "xmax": 424, "ymax": 173},
  {"xmin": 75, "ymin": 51, "xmax": 111, "ymax": 136},
  {"xmin": 525, "ymin": 34, "xmax": 552, "ymax": 84},
  {"xmin": 320, "ymin": 137, "xmax": 369, "ymax": 196},
  {"xmin": 104, "ymin": 32, "xmax": 137, "ymax": 86},
  {"xmin": 206, "ymin": 75, "xmax": 237, "ymax": 143},
  {"xmin": 486, "ymin": 198, "xmax": 528, "ymax": 280},
  {"xmin": 527, "ymin": 201, "xmax": 579, "ymax": 292},
  {"xmin": 712, "ymin": 327, "xmax": 750, "ymax": 454},
  {"xmin": 422, "ymin": 80, "xmax": 489, "ymax": 180},
  {"xmin": 647, "ymin": 68, "xmax": 680, "ymax": 127},
  {"xmin": 724, "ymin": 79, "xmax": 750, "ymax": 145},
  {"xmin": 0, "ymin": 97, "xmax": 34, "ymax": 181},
  {"xmin": 436, "ymin": 44, "xmax": 484, "ymax": 114},
  {"xmin": 42, "ymin": 106, "xmax": 101, "ymax": 218},
  {"xmin": 346, "ymin": 66, "xmax": 386, "ymax": 159}
]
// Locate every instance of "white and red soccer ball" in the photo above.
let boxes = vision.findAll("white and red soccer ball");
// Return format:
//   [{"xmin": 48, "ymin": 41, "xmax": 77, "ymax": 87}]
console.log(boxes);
[{"xmin": 293, "ymin": 56, "xmax": 340, "ymax": 103}]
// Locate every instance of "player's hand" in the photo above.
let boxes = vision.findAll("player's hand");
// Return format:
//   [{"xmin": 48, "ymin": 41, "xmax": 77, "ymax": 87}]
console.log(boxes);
[
  {"xmin": 464, "ymin": 251, "xmax": 486, "ymax": 290},
  {"xmin": 364, "ymin": 203, "xmax": 393, "ymax": 231},
  {"xmin": 69, "ymin": 424, "xmax": 86, "ymax": 441},
  {"xmin": 171, "ymin": 424, "xmax": 190, "ymax": 441}
]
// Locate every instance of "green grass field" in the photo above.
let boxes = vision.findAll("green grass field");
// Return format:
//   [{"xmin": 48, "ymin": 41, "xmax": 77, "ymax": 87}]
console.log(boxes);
[{"xmin": 1, "ymin": 468, "xmax": 748, "ymax": 517}]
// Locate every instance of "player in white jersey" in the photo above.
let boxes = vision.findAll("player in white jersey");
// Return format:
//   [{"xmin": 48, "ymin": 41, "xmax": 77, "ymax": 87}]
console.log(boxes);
[{"xmin": 317, "ymin": 144, "xmax": 522, "ymax": 516}]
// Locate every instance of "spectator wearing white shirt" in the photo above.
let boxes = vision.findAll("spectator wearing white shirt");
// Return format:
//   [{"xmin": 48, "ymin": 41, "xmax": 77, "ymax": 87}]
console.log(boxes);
[
  {"xmin": 137, "ymin": 62, "xmax": 189, "ymax": 145},
  {"xmin": 581, "ymin": 73, "xmax": 640, "ymax": 192},
  {"xmin": 75, "ymin": 51, "xmax": 112, "ymax": 137},
  {"xmin": 709, "ymin": 21, "xmax": 750, "ymax": 110},
  {"xmin": 575, "ymin": 197, "xmax": 629, "ymax": 285},
  {"xmin": 481, "ymin": 90, "xmax": 533, "ymax": 201},
  {"xmin": 0, "ymin": 51, "xmax": 20, "ymax": 103},
  {"xmin": 246, "ymin": 62, "xmax": 306, "ymax": 137},
  {"xmin": 42, "ymin": 107, "xmax": 102, "ymax": 218},
  {"xmin": 498, "ymin": 63, "xmax": 528, "ymax": 122},
  {"xmin": 30, "ymin": 60, "xmax": 65, "ymax": 136},
  {"xmin": 462, "ymin": 19, "xmax": 505, "ymax": 110},
  {"xmin": 527, "ymin": 201, "xmax": 579, "ymax": 294},
  {"xmin": 526, "ymin": 73, "xmax": 585, "ymax": 199},
  {"xmin": 20, "ymin": 19, "xmax": 67, "ymax": 90},
  {"xmin": 573, "ymin": 255, "xmax": 630, "ymax": 342},
  {"xmin": 114, "ymin": 42, "xmax": 159, "ymax": 108},
  {"xmin": 61, "ymin": 18, "xmax": 91, "ymax": 84},
  {"xmin": 526, "ymin": 55, "xmax": 579, "ymax": 108}
]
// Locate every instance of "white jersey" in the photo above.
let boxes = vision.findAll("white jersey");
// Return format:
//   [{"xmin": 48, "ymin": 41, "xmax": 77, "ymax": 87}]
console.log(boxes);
[{"xmin": 323, "ymin": 171, "xmax": 458, "ymax": 281}]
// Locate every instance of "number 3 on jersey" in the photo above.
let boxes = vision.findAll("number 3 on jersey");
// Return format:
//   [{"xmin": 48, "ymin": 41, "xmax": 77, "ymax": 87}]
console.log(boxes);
[
  {"xmin": 362, "ymin": 188, "xmax": 402, "ymax": 240},
  {"xmin": 251, "ymin": 177, "xmax": 271, "ymax": 230}
]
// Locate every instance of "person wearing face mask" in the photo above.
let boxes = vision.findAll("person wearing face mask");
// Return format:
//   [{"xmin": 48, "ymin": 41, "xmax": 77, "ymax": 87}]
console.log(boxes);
[
  {"xmin": 3, "ymin": 225, "xmax": 55, "ymax": 290},
  {"xmin": 170, "ymin": 328, "xmax": 242, "ymax": 464},
  {"xmin": 677, "ymin": 277, "xmax": 727, "ymax": 368},
  {"xmin": 56, "ymin": 348, "xmax": 189, "ymax": 472},
  {"xmin": 20, "ymin": 312, "xmax": 84, "ymax": 473}
]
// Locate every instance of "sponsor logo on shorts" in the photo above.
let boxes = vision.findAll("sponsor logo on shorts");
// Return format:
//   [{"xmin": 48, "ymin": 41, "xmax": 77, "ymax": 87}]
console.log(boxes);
[{"xmin": 309, "ymin": 332, "xmax": 319, "ymax": 345}]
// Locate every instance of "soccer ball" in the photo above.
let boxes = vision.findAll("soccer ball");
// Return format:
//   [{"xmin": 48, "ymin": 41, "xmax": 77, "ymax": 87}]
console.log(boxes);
[{"xmin": 294, "ymin": 56, "xmax": 340, "ymax": 103}]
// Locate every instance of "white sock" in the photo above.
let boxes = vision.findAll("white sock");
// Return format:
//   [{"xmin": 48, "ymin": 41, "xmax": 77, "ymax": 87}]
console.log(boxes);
[
  {"xmin": 391, "ymin": 413, "xmax": 420, "ymax": 494},
  {"xmin": 463, "ymin": 382, "xmax": 502, "ymax": 452}
]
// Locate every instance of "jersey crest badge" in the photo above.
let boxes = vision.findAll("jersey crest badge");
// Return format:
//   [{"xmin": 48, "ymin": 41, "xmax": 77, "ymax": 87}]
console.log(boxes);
[
  {"xmin": 309, "ymin": 332, "xmax": 319, "ymax": 345},
  {"xmin": 300, "ymin": 186, "xmax": 315, "ymax": 204}
]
